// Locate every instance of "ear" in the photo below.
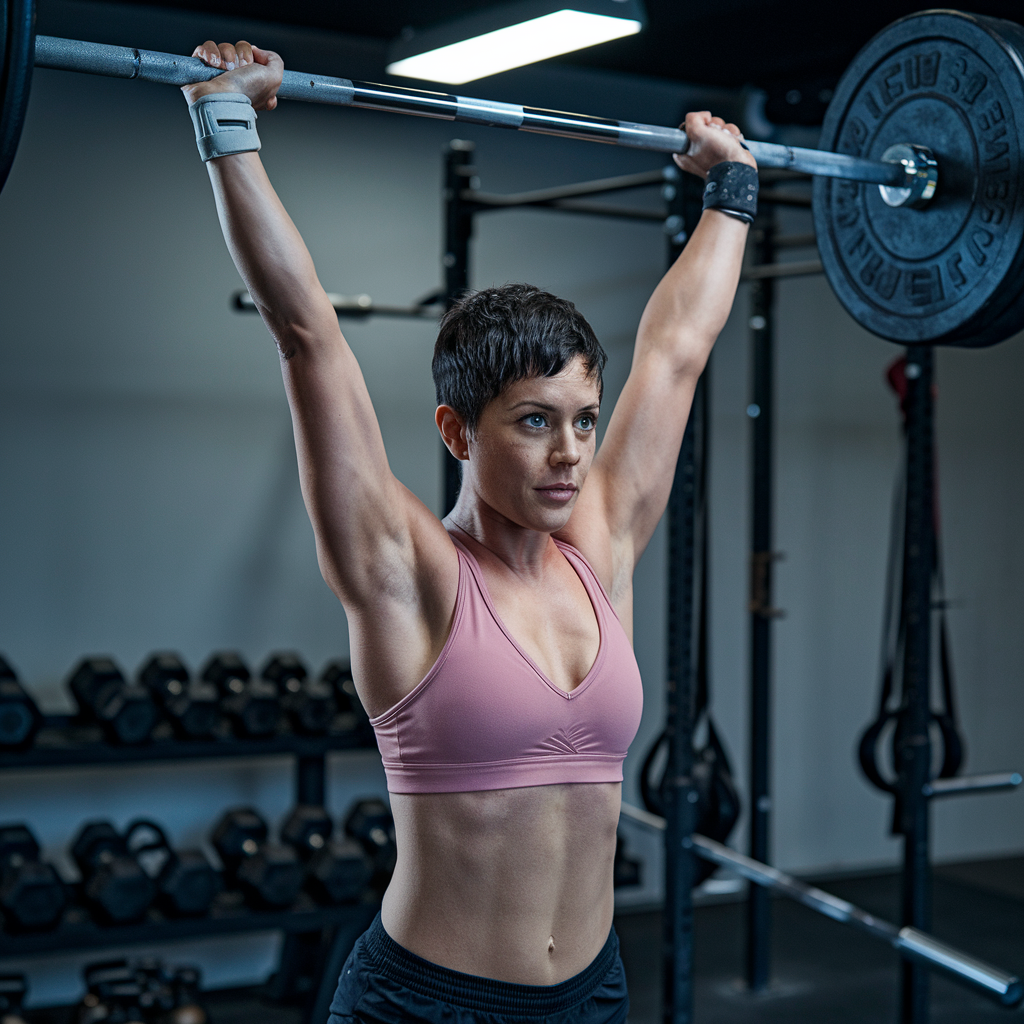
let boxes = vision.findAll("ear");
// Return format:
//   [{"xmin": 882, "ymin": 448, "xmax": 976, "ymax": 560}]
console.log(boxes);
[{"xmin": 435, "ymin": 405, "xmax": 469, "ymax": 461}]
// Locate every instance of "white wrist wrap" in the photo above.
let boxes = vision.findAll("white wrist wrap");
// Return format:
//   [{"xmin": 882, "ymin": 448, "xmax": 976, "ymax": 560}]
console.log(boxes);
[{"xmin": 189, "ymin": 92, "xmax": 260, "ymax": 162}]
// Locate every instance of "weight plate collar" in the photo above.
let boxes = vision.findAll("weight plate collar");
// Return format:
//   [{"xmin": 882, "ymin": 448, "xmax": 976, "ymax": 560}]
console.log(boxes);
[{"xmin": 814, "ymin": 11, "xmax": 1024, "ymax": 347}]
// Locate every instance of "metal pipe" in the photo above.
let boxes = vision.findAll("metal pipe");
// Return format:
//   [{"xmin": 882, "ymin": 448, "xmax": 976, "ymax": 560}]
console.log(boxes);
[
  {"xmin": 464, "ymin": 191, "xmax": 665, "ymax": 221},
  {"xmin": 923, "ymin": 771, "xmax": 1022, "ymax": 798},
  {"xmin": 462, "ymin": 169, "xmax": 668, "ymax": 206},
  {"xmin": 688, "ymin": 834, "xmax": 1023, "ymax": 1009},
  {"xmin": 742, "ymin": 259, "xmax": 822, "ymax": 281},
  {"xmin": 34, "ymin": 35, "xmax": 912, "ymax": 187},
  {"xmin": 745, "ymin": 216, "xmax": 776, "ymax": 992},
  {"xmin": 662, "ymin": 171, "xmax": 705, "ymax": 1024},
  {"xmin": 899, "ymin": 347, "xmax": 936, "ymax": 1024},
  {"xmin": 234, "ymin": 291, "xmax": 440, "ymax": 318}
]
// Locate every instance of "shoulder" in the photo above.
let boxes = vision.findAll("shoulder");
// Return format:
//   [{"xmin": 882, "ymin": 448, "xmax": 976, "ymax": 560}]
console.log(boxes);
[{"xmin": 555, "ymin": 499, "xmax": 634, "ymax": 611}]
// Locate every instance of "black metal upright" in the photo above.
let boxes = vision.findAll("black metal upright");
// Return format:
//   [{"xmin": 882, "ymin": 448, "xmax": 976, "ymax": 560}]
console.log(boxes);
[
  {"xmin": 745, "ymin": 215, "xmax": 778, "ymax": 992},
  {"xmin": 441, "ymin": 140, "xmax": 476, "ymax": 515},
  {"xmin": 897, "ymin": 346, "xmax": 936, "ymax": 1024},
  {"xmin": 662, "ymin": 166, "xmax": 706, "ymax": 1024}
]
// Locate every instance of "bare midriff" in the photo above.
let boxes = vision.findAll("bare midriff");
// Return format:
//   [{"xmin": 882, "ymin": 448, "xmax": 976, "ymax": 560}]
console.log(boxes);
[{"xmin": 380, "ymin": 781, "xmax": 621, "ymax": 985}]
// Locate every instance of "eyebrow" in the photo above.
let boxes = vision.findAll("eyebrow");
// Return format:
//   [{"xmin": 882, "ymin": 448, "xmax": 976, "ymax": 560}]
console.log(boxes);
[{"xmin": 508, "ymin": 401, "xmax": 600, "ymax": 413}]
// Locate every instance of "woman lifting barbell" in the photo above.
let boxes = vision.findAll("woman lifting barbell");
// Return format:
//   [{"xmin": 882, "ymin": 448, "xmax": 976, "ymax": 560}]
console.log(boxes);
[{"xmin": 182, "ymin": 39, "xmax": 755, "ymax": 1024}]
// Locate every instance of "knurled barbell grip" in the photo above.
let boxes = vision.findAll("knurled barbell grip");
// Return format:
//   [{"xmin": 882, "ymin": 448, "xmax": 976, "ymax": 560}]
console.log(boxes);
[{"xmin": 33, "ymin": 34, "xmax": 910, "ymax": 188}]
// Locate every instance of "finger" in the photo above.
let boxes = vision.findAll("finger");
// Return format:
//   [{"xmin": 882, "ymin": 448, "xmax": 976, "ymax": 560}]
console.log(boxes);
[
  {"xmin": 709, "ymin": 115, "xmax": 726, "ymax": 129},
  {"xmin": 724, "ymin": 122, "xmax": 743, "ymax": 137},
  {"xmin": 235, "ymin": 40, "xmax": 254, "ymax": 67},
  {"xmin": 267, "ymin": 96, "xmax": 278, "ymax": 111},
  {"xmin": 252, "ymin": 46, "xmax": 284, "ymax": 72},
  {"xmin": 193, "ymin": 40, "xmax": 222, "ymax": 67},
  {"xmin": 218, "ymin": 42, "xmax": 239, "ymax": 70}
]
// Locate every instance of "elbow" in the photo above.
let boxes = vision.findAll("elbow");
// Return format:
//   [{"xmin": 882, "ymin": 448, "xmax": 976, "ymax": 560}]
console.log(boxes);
[{"xmin": 263, "ymin": 311, "xmax": 340, "ymax": 363}]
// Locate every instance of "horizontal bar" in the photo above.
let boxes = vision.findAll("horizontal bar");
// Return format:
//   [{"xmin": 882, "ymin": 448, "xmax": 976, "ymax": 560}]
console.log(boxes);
[
  {"xmin": 234, "ymin": 291, "xmax": 440, "ymax": 319},
  {"xmin": 758, "ymin": 188, "xmax": 813, "ymax": 207},
  {"xmin": 462, "ymin": 169, "xmax": 669, "ymax": 207},
  {"xmin": 923, "ymin": 771, "xmax": 1022, "ymax": 798},
  {"xmin": 742, "ymin": 259, "xmax": 823, "ymax": 282},
  {"xmin": 689, "ymin": 835, "xmax": 898, "ymax": 940},
  {"xmin": 464, "ymin": 190, "xmax": 664, "ymax": 222},
  {"xmin": 688, "ymin": 834, "xmax": 1022, "ymax": 1007},
  {"xmin": 0, "ymin": 895, "xmax": 378, "ymax": 956},
  {"xmin": 2, "ymin": 716, "xmax": 375, "ymax": 770},
  {"xmin": 34, "ymin": 35, "xmax": 910, "ymax": 187},
  {"xmin": 762, "ymin": 232, "xmax": 818, "ymax": 249}
]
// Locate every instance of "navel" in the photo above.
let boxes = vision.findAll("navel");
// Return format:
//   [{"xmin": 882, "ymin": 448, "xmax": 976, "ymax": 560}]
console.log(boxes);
[{"xmin": 547, "ymin": 935, "xmax": 556, "ymax": 955}]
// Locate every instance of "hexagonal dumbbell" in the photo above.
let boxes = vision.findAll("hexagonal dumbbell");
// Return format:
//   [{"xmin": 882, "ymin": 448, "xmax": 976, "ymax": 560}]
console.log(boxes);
[
  {"xmin": 320, "ymin": 660, "xmax": 371, "ymax": 741},
  {"xmin": 280, "ymin": 805, "xmax": 332, "ymax": 858},
  {"xmin": 261, "ymin": 653, "xmax": 336, "ymax": 736},
  {"xmin": 279, "ymin": 806, "xmax": 372, "ymax": 905},
  {"xmin": 0, "ymin": 656, "xmax": 43, "ymax": 751},
  {"xmin": 0, "ymin": 823, "xmax": 67, "ymax": 930},
  {"xmin": 79, "ymin": 959, "xmax": 145, "ymax": 1024},
  {"xmin": 67, "ymin": 657, "xmax": 160, "ymax": 746},
  {"xmin": 138, "ymin": 653, "xmax": 220, "ymax": 740},
  {"xmin": 201, "ymin": 653, "xmax": 279, "ymax": 738},
  {"xmin": 166, "ymin": 965, "xmax": 207, "ymax": 1024},
  {"xmin": 123, "ymin": 821, "xmax": 220, "ymax": 918},
  {"xmin": 71, "ymin": 821, "xmax": 155, "ymax": 924},
  {"xmin": 210, "ymin": 808, "xmax": 302, "ymax": 909},
  {"xmin": 0, "ymin": 973, "xmax": 28, "ymax": 1024},
  {"xmin": 344, "ymin": 798, "xmax": 397, "ymax": 883}
]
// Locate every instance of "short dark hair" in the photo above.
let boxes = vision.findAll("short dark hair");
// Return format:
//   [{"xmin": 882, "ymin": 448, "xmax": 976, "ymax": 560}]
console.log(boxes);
[{"xmin": 432, "ymin": 284, "xmax": 606, "ymax": 431}]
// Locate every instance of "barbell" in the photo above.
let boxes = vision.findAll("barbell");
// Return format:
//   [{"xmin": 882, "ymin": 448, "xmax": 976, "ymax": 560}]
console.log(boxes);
[{"xmin": 2, "ymin": 0, "xmax": 1024, "ymax": 348}]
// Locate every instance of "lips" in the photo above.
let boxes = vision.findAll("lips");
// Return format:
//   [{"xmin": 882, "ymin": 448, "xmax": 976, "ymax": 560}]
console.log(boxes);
[{"xmin": 536, "ymin": 483, "xmax": 577, "ymax": 501}]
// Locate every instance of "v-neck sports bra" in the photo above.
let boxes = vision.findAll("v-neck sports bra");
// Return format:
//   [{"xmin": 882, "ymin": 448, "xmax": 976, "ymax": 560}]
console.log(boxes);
[{"xmin": 369, "ymin": 532, "xmax": 644, "ymax": 793}]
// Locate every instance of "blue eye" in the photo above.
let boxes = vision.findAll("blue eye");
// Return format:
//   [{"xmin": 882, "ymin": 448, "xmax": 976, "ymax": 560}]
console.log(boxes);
[
  {"xmin": 577, "ymin": 415, "xmax": 595, "ymax": 431},
  {"xmin": 525, "ymin": 413, "xmax": 546, "ymax": 428}
]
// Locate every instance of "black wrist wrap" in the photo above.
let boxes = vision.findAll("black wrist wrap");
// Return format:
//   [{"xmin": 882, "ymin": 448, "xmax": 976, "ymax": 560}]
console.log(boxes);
[{"xmin": 702, "ymin": 161, "xmax": 758, "ymax": 224}]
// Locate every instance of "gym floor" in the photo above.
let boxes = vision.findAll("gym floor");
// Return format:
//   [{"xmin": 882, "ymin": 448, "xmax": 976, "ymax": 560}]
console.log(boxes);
[{"xmin": 617, "ymin": 854, "xmax": 1024, "ymax": 1024}]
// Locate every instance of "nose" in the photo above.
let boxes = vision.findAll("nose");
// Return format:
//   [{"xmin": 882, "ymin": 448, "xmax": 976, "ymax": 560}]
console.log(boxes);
[{"xmin": 550, "ymin": 426, "xmax": 580, "ymax": 467}]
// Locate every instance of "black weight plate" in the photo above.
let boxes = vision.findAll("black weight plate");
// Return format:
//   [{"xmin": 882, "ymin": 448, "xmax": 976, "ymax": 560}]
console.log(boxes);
[
  {"xmin": 0, "ymin": 0, "xmax": 35, "ymax": 194},
  {"xmin": 814, "ymin": 11, "xmax": 1024, "ymax": 347}
]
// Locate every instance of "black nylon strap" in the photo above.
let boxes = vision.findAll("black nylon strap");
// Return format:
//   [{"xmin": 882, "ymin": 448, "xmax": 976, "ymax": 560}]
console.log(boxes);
[{"xmin": 702, "ymin": 161, "xmax": 758, "ymax": 224}]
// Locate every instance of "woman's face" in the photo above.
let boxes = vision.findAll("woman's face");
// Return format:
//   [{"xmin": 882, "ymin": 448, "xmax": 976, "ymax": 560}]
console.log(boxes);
[{"xmin": 463, "ymin": 356, "xmax": 601, "ymax": 532}]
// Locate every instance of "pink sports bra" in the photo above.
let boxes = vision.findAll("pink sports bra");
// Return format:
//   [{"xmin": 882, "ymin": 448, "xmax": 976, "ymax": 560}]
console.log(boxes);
[{"xmin": 370, "ymin": 532, "xmax": 644, "ymax": 794}]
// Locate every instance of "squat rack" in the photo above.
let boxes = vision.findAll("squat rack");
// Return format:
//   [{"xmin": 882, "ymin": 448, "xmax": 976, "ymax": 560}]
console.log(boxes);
[{"xmin": 233, "ymin": 140, "xmax": 1022, "ymax": 1023}]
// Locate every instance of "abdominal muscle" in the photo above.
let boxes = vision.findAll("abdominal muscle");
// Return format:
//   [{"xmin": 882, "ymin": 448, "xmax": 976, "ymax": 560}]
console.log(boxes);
[{"xmin": 380, "ymin": 781, "xmax": 621, "ymax": 986}]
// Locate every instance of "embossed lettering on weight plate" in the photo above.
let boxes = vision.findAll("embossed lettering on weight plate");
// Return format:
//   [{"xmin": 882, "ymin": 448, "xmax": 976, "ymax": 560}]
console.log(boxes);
[{"xmin": 831, "ymin": 39, "xmax": 1018, "ymax": 323}]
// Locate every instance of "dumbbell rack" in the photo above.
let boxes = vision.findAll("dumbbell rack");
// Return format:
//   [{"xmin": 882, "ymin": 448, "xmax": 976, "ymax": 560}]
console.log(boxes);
[{"xmin": 0, "ymin": 715, "xmax": 382, "ymax": 1022}]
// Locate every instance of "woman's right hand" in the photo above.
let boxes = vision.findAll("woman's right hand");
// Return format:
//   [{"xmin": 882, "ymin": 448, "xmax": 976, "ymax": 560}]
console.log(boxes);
[{"xmin": 181, "ymin": 41, "xmax": 284, "ymax": 111}]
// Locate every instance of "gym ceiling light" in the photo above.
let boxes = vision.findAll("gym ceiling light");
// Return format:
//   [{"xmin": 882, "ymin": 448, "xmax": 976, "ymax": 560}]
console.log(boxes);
[{"xmin": 385, "ymin": 0, "xmax": 646, "ymax": 85}]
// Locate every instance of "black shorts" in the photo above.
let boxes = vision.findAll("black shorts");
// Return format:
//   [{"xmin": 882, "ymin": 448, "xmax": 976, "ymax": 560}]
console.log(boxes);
[{"xmin": 327, "ymin": 913, "xmax": 629, "ymax": 1024}]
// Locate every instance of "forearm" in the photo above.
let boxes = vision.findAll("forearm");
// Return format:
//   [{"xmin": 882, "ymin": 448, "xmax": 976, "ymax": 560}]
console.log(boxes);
[
  {"xmin": 206, "ymin": 152, "xmax": 335, "ymax": 346},
  {"xmin": 634, "ymin": 208, "xmax": 748, "ymax": 376}
]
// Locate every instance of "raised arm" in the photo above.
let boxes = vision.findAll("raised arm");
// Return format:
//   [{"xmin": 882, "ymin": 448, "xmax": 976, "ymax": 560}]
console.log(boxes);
[
  {"xmin": 181, "ymin": 42, "xmax": 451, "ymax": 614},
  {"xmin": 568, "ymin": 112, "xmax": 754, "ymax": 587}
]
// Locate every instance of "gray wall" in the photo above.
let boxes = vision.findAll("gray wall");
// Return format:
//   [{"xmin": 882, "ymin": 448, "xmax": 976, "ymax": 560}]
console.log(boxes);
[{"xmin": 1, "ymin": 0, "xmax": 1022, "ymax": 1004}]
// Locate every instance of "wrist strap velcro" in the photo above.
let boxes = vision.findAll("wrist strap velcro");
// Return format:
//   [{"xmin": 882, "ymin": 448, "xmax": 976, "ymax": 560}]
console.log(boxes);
[
  {"xmin": 189, "ymin": 92, "xmax": 260, "ymax": 162},
  {"xmin": 702, "ymin": 161, "xmax": 758, "ymax": 225}
]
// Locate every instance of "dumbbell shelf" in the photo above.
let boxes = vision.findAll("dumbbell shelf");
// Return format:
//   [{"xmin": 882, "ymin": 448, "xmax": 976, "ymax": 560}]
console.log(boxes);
[
  {"xmin": 0, "ymin": 715, "xmax": 374, "ymax": 770},
  {"xmin": 0, "ymin": 889, "xmax": 379, "ymax": 956}
]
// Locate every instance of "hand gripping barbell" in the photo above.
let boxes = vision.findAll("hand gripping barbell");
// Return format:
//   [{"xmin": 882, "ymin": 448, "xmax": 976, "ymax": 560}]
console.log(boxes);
[{"xmin": 3, "ymin": 1, "xmax": 1024, "ymax": 347}]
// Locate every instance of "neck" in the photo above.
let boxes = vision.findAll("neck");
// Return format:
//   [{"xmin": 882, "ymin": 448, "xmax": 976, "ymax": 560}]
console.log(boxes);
[{"xmin": 445, "ymin": 492, "xmax": 557, "ymax": 578}]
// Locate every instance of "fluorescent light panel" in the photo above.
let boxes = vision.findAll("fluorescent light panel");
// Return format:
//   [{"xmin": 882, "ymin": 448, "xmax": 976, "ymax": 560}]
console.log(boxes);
[{"xmin": 387, "ymin": 9, "xmax": 642, "ymax": 85}]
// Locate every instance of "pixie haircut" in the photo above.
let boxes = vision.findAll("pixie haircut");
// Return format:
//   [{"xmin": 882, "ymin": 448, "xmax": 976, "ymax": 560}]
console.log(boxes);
[{"xmin": 432, "ymin": 283, "xmax": 606, "ymax": 431}]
